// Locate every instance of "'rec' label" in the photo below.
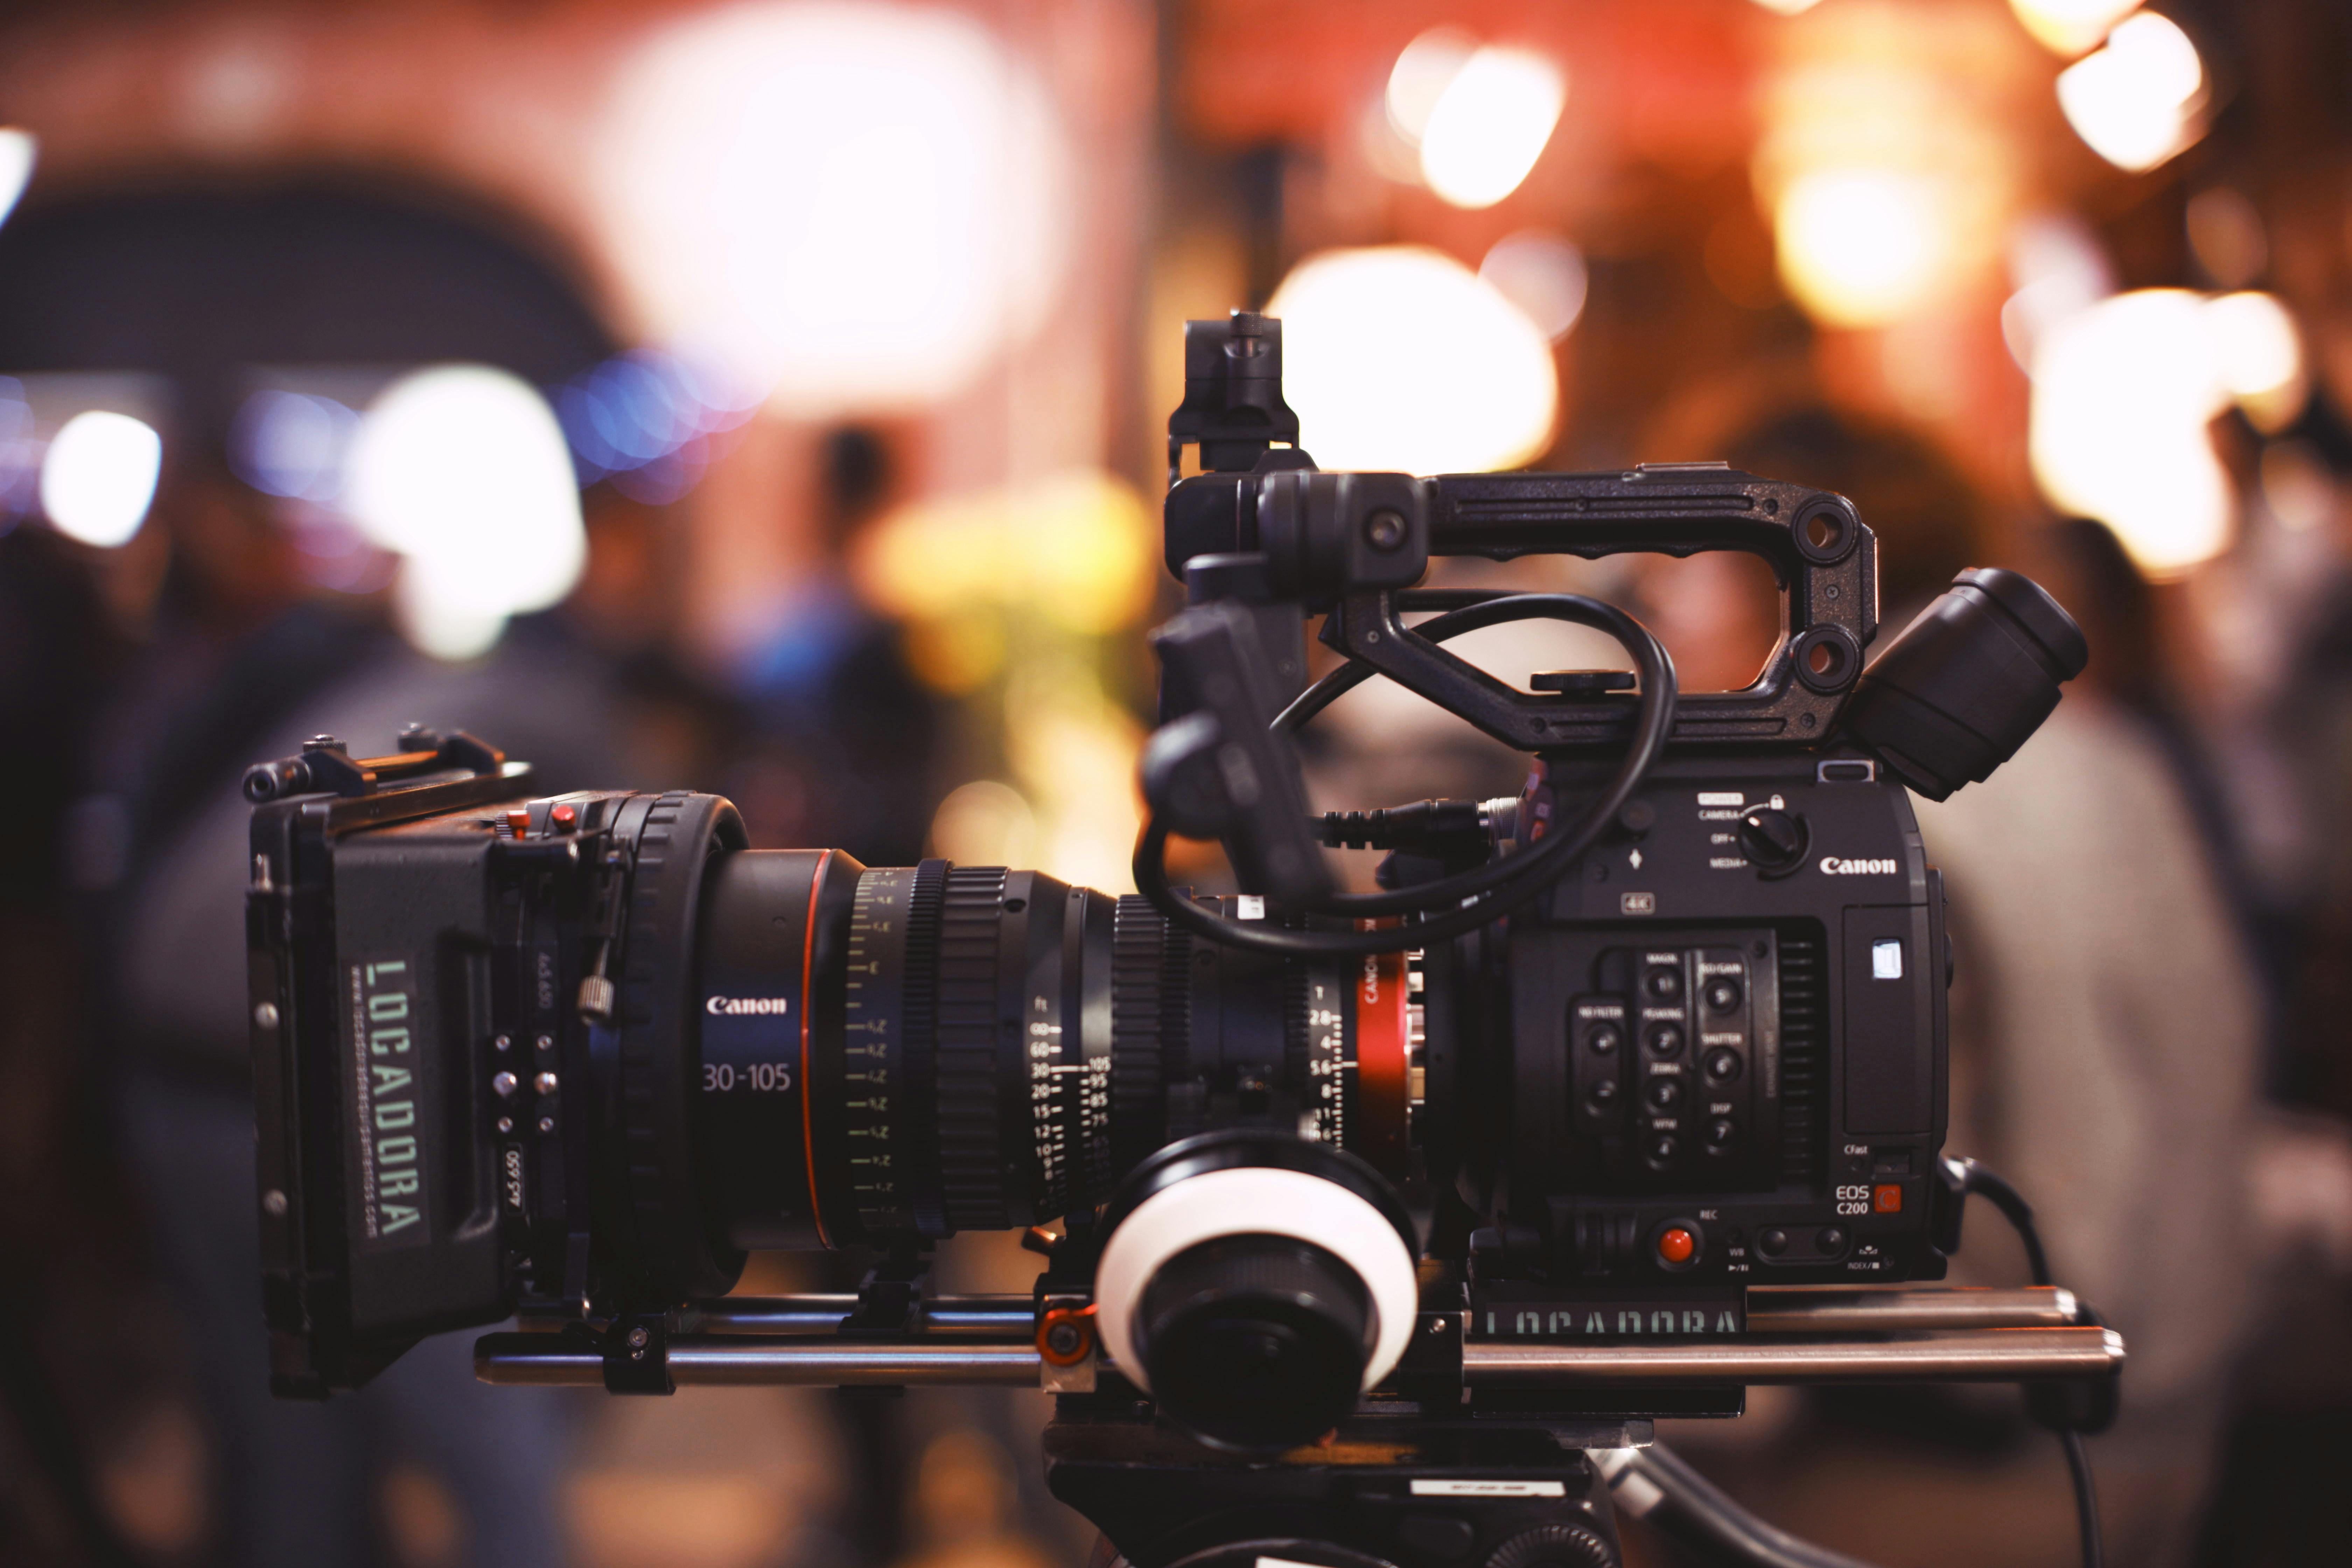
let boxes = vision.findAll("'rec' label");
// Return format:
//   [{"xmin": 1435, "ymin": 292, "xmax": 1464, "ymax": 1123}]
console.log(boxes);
[{"xmin": 348, "ymin": 954, "xmax": 430, "ymax": 1250}]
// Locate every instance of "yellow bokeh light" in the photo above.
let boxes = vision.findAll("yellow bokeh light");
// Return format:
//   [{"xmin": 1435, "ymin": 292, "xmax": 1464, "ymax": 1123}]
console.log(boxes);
[
  {"xmin": 854, "ymin": 470, "xmax": 1156, "ymax": 638},
  {"xmin": 1004, "ymin": 663, "xmax": 1145, "ymax": 894},
  {"xmin": 2008, "ymin": 0, "xmax": 2142, "ymax": 57},
  {"xmin": 1752, "ymin": 2, "xmax": 2023, "ymax": 332}
]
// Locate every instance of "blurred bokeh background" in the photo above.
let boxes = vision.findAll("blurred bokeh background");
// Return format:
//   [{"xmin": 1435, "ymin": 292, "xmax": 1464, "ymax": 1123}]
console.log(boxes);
[{"xmin": 2, "ymin": 1, "xmax": 2350, "ymax": 1565}]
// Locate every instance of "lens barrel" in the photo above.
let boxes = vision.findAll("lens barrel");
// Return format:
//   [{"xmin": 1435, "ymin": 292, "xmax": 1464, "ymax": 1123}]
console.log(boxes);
[{"xmin": 678, "ymin": 842, "xmax": 1412, "ymax": 1260}]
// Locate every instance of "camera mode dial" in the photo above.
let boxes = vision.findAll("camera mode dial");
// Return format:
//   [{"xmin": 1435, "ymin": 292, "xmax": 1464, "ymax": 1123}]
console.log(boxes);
[{"xmin": 1735, "ymin": 807, "xmax": 1808, "ymax": 873}]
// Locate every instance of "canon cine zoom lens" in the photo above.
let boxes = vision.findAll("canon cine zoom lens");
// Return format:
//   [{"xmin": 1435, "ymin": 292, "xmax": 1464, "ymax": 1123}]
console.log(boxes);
[{"xmin": 671, "ymin": 840, "xmax": 1422, "ymax": 1258}]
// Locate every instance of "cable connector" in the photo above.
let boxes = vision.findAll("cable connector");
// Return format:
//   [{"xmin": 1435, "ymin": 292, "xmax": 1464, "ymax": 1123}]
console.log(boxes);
[{"xmin": 1314, "ymin": 799, "xmax": 1488, "ymax": 853}]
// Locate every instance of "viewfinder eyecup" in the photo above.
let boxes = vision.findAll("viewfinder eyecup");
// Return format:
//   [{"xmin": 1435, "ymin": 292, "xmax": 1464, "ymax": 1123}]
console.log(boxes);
[{"xmin": 1842, "ymin": 567, "xmax": 2088, "ymax": 801}]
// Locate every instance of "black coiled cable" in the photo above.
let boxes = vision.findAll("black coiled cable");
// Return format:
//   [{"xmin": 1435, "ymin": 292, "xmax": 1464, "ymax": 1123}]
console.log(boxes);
[{"xmin": 1134, "ymin": 592, "xmax": 1676, "ymax": 958}]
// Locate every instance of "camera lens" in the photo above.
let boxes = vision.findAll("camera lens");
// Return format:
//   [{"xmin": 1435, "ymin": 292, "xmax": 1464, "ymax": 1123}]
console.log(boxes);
[
  {"xmin": 691, "ymin": 854, "xmax": 1092, "ymax": 1248},
  {"xmin": 680, "ymin": 839, "xmax": 1416, "ymax": 1256}
]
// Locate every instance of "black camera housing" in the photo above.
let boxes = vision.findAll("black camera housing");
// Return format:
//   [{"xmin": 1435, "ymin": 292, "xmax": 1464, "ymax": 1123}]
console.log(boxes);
[
  {"xmin": 245, "ymin": 314, "xmax": 2084, "ymax": 1419},
  {"xmin": 1470, "ymin": 750, "xmax": 1949, "ymax": 1304}
]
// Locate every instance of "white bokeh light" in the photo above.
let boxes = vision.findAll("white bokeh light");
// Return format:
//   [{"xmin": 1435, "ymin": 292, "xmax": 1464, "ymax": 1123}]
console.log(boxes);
[
  {"xmin": 1418, "ymin": 47, "xmax": 1567, "ymax": 210},
  {"xmin": 1384, "ymin": 27, "xmax": 1476, "ymax": 144},
  {"xmin": 231, "ymin": 388, "xmax": 359, "ymax": 500},
  {"xmin": 2009, "ymin": 0, "xmax": 2143, "ymax": 56},
  {"xmin": 41, "ymin": 410, "xmax": 162, "ymax": 548},
  {"xmin": 2206, "ymin": 291, "xmax": 2302, "ymax": 401},
  {"xmin": 1479, "ymin": 232, "xmax": 1588, "ymax": 341},
  {"xmin": 1773, "ymin": 168, "xmax": 1958, "ymax": 329},
  {"xmin": 2001, "ymin": 213, "xmax": 2115, "ymax": 372},
  {"xmin": 2057, "ymin": 11, "xmax": 2205, "ymax": 172},
  {"xmin": 596, "ymin": 1, "xmax": 1069, "ymax": 418},
  {"xmin": 0, "ymin": 129, "xmax": 35, "ymax": 231},
  {"xmin": 345, "ymin": 365, "xmax": 585, "ymax": 660},
  {"xmin": 1267, "ymin": 247, "xmax": 1557, "ymax": 476},
  {"xmin": 2030, "ymin": 290, "xmax": 2228, "ymax": 575}
]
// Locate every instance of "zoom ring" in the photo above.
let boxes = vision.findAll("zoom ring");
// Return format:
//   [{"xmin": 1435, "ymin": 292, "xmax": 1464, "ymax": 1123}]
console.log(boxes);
[
  {"xmin": 935, "ymin": 866, "xmax": 1012, "ymax": 1231},
  {"xmin": 1110, "ymin": 897, "xmax": 1176, "ymax": 1182}
]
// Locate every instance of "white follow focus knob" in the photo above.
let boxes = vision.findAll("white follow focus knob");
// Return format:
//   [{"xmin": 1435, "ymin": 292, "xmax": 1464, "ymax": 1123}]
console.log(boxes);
[{"xmin": 1094, "ymin": 1164, "xmax": 1420, "ymax": 1398}]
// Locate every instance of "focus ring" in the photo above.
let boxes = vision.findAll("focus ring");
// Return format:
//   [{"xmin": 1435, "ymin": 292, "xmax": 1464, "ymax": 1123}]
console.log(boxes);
[
  {"xmin": 899, "ymin": 859, "xmax": 950, "ymax": 1237},
  {"xmin": 935, "ymin": 866, "xmax": 1011, "ymax": 1231},
  {"xmin": 1110, "ymin": 896, "xmax": 1172, "ymax": 1182}
]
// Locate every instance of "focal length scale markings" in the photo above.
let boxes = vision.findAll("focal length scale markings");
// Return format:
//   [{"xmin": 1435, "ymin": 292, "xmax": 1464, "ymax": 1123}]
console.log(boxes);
[{"xmin": 841, "ymin": 868, "xmax": 916, "ymax": 1234}]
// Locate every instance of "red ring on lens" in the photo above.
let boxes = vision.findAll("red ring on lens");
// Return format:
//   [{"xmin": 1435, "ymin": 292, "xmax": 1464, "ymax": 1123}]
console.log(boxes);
[
  {"xmin": 1352, "ymin": 923, "xmax": 1410, "ymax": 1178},
  {"xmin": 800, "ymin": 849, "xmax": 833, "ymax": 1247}
]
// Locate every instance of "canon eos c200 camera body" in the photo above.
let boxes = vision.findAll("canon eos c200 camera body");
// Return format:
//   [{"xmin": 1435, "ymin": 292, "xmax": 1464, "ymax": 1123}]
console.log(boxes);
[{"xmin": 246, "ymin": 315, "xmax": 2095, "ymax": 1566}]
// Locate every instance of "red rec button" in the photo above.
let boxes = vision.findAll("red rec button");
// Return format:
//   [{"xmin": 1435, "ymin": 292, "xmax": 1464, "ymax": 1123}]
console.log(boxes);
[
  {"xmin": 1872, "ymin": 1184, "xmax": 1903, "ymax": 1213},
  {"xmin": 1657, "ymin": 1226, "xmax": 1697, "ymax": 1265}
]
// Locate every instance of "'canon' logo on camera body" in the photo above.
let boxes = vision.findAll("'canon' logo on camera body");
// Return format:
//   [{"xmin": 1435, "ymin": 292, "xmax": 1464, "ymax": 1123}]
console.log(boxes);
[
  {"xmin": 706, "ymin": 995, "xmax": 792, "ymax": 1016},
  {"xmin": 1818, "ymin": 856, "xmax": 1898, "ymax": 876}
]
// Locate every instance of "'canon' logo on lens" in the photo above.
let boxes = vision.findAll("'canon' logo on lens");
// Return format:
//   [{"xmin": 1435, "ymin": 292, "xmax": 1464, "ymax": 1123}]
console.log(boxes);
[
  {"xmin": 1818, "ymin": 856, "xmax": 1898, "ymax": 875},
  {"xmin": 706, "ymin": 995, "xmax": 791, "ymax": 1016}
]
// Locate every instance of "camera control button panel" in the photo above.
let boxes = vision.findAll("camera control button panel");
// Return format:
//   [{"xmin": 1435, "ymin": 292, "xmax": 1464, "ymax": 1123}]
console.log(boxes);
[{"xmin": 1558, "ymin": 928, "xmax": 1790, "ymax": 1197}]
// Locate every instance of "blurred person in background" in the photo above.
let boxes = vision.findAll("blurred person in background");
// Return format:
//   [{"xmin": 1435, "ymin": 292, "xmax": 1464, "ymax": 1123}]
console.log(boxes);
[
  {"xmin": 0, "ymin": 179, "xmax": 694, "ymax": 1567},
  {"xmin": 0, "ymin": 511, "xmax": 208, "ymax": 1565},
  {"xmin": 1627, "ymin": 400, "xmax": 2268, "ymax": 1568},
  {"xmin": 1902, "ymin": 516, "xmax": 2265, "ymax": 1568},
  {"xmin": 722, "ymin": 423, "xmax": 947, "ymax": 866},
  {"xmin": 86, "ymin": 445, "xmax": 611, "ymax": 1568}
]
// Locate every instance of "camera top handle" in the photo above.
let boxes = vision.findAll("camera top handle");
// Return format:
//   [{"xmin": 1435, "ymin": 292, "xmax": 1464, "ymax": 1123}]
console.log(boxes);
[{"xmin": 1164, "ymin": 312, "xmax": 1877, "ymax": 757}]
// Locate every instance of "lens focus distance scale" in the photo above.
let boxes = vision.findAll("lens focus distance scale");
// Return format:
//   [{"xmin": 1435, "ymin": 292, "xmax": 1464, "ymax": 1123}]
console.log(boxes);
[{"xmin": 839, "ymin": 861, "xmax": 949, "ymax": 1237}]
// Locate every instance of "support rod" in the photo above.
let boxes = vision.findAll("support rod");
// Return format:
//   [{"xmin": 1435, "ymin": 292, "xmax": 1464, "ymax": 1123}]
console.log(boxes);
[
  {"xmin": 1742, "ymin": 1286, "xmax": 2077, "ymax": 1333},
  {"xmin": 1460, "ymin": 1327, "xmax": 2122, "ymax": 1386},
  {"xmin": 478, "ymin": 1336, "xmax": 1044, "ymax": 1387},
  {"xmin": 475, "ymin": 1325, "xmax": 2121, "ymax": 1389},
  {"xmin": 517, "ymin": 1284, "xmax": 2077, "ymax": 1342}
]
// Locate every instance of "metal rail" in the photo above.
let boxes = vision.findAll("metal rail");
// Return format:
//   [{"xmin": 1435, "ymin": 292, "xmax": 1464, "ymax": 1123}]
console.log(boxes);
[
  {"xmin": 1742, "ymin": 1285, "xmax": 2077, "ymax": 1333},
  {"xmin": 512, "ymin": 1285, "xmax": 2074, "ymax": 1342},
  {"xmin": 476, "ymin": 1329, "xmax": 2121, "ymax": 1389},
  {"xmin": 1459, "ymin": 1326, "xmax": 2122, "ymax": 1386},
  {"xmin": 480, "ymin": 1336, "xmax": 1044, "ymax": 1387},
  {"xmin": 697, "ymin": 1295, "xmax": 1036, "ymax": 1337}
]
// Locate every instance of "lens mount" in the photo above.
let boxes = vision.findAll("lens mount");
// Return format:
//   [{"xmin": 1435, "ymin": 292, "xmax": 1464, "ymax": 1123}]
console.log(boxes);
[{"xmin": 600, "ymin": 791, "xmax": 751, "ymax": 1303}]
